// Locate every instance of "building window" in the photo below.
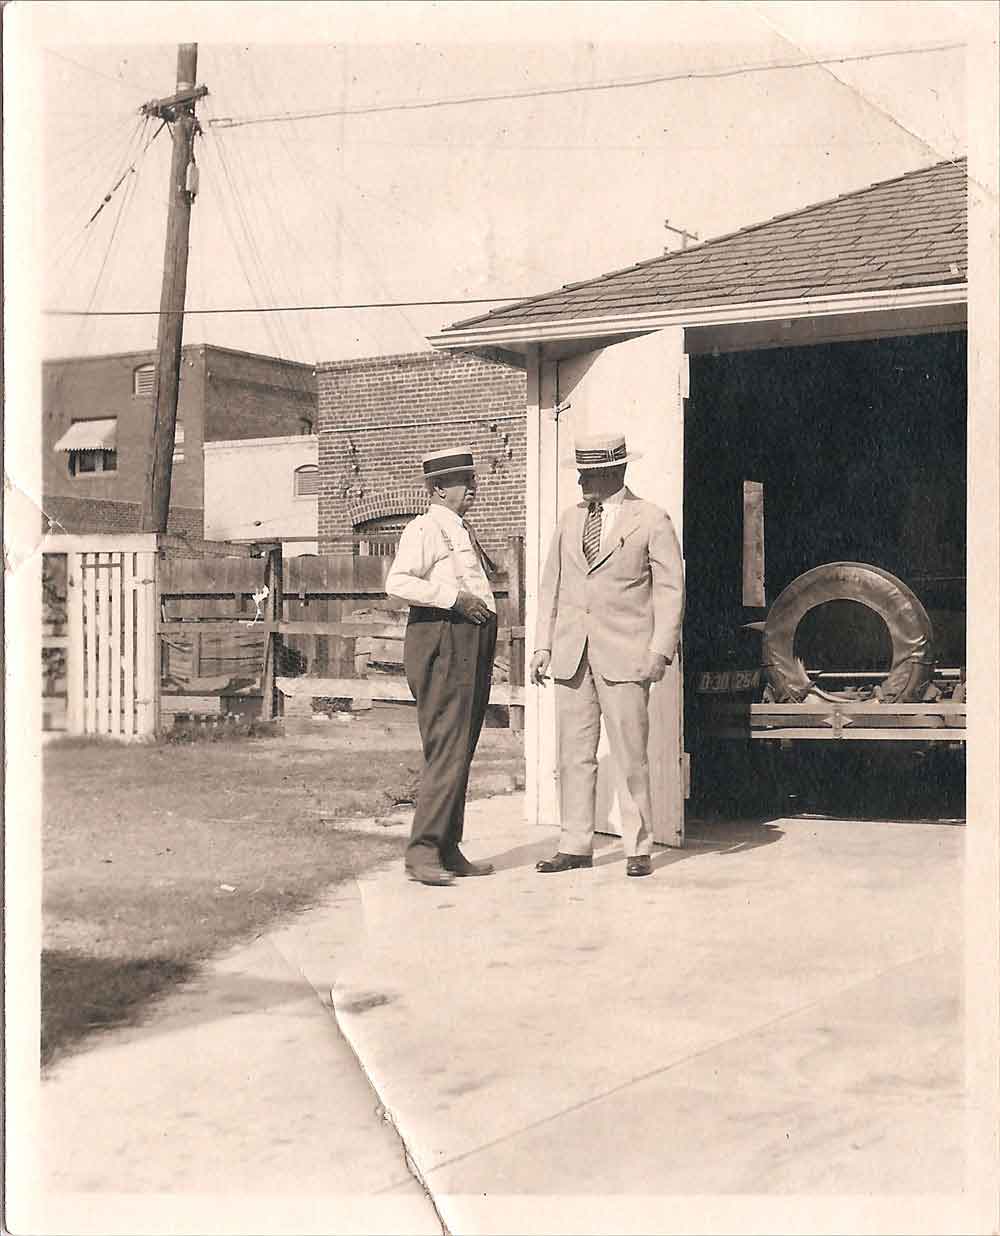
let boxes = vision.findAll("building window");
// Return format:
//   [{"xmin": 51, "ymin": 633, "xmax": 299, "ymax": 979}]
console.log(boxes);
[
  {"xmin": 173, "ymin": 424, "xmax": 185, "ymax": 462},
  {"xmin": 293, "ymin": 464, "xmax": 319, "ymax": 497},
  {"xmin": 354, "ymin": 515, "xmax": 413, "ymax": 558},
  {"xmin": 69, "ymin": 449, "xmax": 117, "ymax": 476},
  {"xmin": 133, "ymin": 364, "xmax": 156, "ymax": 397},
  {"xmin": 54, "ymin": 418, "xmax": 119, "ymax": 476}
]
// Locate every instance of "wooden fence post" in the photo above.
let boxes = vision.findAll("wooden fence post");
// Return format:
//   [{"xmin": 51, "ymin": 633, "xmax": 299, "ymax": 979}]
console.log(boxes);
[
  {"xmin": 260, "ymin": 545, "xmax": 284, "ymax": 721},
  {"xmin": 508, "ymin": 535, "xmax": 525, "ymax": 732},
  {"xmin": 135, "ymin": 548, "xmax": 159, "ymax": 736},
  {"xmin": 66, "ymin": 551, "xmax": 85, "ymax": 734}
]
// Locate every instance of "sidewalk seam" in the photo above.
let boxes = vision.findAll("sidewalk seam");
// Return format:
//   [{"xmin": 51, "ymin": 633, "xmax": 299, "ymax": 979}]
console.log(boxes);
[
  {"xmin": 324, "ymin": 989, "xmax": 452, "ymax": 1236},
  {"xmin": 259, "ymin": 907, "xmax": 450, "ymax": 1231}
]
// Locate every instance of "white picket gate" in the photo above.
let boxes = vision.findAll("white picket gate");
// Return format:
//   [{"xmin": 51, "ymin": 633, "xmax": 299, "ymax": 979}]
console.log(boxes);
[{"xmin": 45, "ymin": 534, "xmax": 160, "ymax": 739}]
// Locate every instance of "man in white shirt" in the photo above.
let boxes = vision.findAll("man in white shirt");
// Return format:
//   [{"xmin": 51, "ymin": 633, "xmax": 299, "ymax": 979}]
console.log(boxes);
[
  {"xmin": 529, "ymin": 432, "xmax": 685, "ymax": 877},
  {"xmin": 386, "ymin": 447, "xmax": 498, "ymax": 886}
]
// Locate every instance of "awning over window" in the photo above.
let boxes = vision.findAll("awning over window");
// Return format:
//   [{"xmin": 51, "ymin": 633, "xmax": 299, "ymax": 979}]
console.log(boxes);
[{"xmin": 54, "ymin": 418, "xmax": 117, "ymax": 452}]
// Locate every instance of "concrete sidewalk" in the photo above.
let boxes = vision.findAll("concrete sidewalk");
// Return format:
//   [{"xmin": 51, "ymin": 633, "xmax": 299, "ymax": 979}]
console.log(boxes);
[{"xmin": 31, "ymin": 795, "xmax": 964, "ymax": 1235}]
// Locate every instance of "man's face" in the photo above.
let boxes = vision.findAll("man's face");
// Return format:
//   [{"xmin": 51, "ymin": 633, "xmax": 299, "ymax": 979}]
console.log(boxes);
[
  {"xmin": 435, "ymin": 470, "xmax": 477, "ymax": 516},
  {"xmin": 578, "ymin": 464, "xmax": 626, "ymax": 504}
]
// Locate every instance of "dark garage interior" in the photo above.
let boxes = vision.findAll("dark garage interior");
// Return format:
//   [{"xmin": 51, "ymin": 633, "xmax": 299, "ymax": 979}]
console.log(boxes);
[{"xmin": 683, "ymin": 330, "xmax": 967, "ymax": 819}]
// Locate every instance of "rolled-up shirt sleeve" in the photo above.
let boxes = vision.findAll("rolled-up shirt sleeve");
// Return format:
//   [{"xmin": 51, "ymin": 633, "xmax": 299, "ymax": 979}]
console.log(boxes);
[{"xmin": 385, "ymin": 518, "xmax": 459, "ymax": 611}]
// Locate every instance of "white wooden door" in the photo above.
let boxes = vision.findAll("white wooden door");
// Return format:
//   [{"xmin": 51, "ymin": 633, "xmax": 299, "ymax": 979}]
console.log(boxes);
[{"xmin": 541, "ymin": 328, "xmax": 687, "ymax": 846}]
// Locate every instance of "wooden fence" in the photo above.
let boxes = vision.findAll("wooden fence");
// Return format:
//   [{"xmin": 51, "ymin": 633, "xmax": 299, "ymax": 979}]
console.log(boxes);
[
  {"xmin": 42, "ymin": 534, "xmax": 162, "ymax": 738},
  {"xmin": 43, "ymin": 533, "xmax": 526, "ymax": 737}
]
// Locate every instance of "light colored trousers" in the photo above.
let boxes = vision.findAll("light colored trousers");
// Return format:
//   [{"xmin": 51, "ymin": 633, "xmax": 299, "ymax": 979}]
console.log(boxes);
[{"xmin": 555, "ymin": 651, "xmax": 653, "ymax": 858}]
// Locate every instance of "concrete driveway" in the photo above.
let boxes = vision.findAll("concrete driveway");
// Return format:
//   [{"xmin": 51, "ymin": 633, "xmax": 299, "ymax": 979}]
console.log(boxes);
[
  {"xmin": 329, "ymin": 801, "xmax": 964, "ymax": 1232},
  {"xmin": 28, "ymin": 794, "xmax": 965, "ymax": 1235}
]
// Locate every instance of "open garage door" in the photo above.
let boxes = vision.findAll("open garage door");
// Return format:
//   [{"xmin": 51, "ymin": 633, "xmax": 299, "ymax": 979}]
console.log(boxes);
[
  {"xmin": 537, "ymin": 328, "xmax": 688, "ymax": 847},
  {"xmin": 683, "ymin": 329, "xmax": 967, "ymax": 816}
]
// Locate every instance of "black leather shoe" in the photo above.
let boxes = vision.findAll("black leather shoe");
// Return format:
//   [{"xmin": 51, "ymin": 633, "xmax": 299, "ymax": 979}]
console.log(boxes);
[
  {"xmin": 405, "ymin": 856, "xmax": 454, "ymax": 886},
  {"xmin": 626, "ymin": 855, "xmax": 652, "ymax": 877},
  {"xmin": 442, "ymin": 849, "xmax": 495, "ymax": 877},
  {"xmin": 536, "ymin": 852, "xmax": 593, "ymax": 873}
]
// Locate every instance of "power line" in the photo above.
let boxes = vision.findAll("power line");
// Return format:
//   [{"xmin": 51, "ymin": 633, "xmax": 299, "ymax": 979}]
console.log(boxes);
[
  {"xmin": 47, "ymin": 117, "xmax": 166, "ymax": 278},
  {"xmin": 43, "ymin": 47, "xmax": 159, "ymax": 95},
  {"xmin": 207, "ymin": 42, "xmax": 964, "ymax": 130},
  {"xmin": 44, "ymin": 297, "xmax": 530, "ymax": 318}
]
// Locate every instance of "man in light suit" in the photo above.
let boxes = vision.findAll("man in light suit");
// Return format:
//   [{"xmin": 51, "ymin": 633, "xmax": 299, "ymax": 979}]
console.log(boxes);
[{"xmin": 529, "ymin": 432, "xmax": 684, "ymax": 877}]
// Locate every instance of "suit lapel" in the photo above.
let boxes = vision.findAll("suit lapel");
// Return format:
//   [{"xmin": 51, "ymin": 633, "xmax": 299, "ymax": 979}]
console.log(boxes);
[{"xmin": 568, "ymin": 503, "xmax": 590, "ymax": 573}]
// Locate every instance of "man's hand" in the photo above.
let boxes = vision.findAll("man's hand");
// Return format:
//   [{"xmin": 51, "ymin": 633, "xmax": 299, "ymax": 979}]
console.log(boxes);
[
  {"xmin": 453, "ymin": 590, "xmax": 491, "ymax": 624},
  {"xmin": 641, "ymin": 651, "xmax": 670, "ymax": 683},
  {"xmin": 529, "ymin": 650, "xmax": 551, "ymax": 686}
]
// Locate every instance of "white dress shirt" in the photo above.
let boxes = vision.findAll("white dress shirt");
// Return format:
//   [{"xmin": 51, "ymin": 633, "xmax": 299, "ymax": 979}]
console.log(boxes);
[
  {"xmin": 590, "ymin": 485, "xmax": 627, "ymax": 553},
  {"xmin": 386, "ymin": 503, "xmax": 496, "ymax": 614}
]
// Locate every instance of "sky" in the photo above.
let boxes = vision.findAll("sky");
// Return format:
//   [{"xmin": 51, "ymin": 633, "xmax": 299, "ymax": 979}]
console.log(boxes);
[{"xmin": 21, "ymin": 1, "xmax": 975, "ymax": 366}]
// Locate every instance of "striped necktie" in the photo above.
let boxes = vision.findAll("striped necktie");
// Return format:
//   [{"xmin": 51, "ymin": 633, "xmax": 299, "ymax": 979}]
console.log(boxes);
[{"xmin": 582, "ymin": 502, "xmax": 603, "ymax": 566}]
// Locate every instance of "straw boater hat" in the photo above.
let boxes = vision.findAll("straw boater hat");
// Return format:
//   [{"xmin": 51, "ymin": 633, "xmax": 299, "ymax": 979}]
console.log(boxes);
[
  {"xmin": 570, "ymin": 432, "xmax": 643, "ymax": 470},
  {"xmin": 421, "ymin": 446, "xmax": 476, "ymax": 479}
]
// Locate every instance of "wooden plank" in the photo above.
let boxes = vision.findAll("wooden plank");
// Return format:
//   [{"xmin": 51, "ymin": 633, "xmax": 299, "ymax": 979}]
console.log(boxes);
[
  {"xmin": 159, "ymin": 620, "xmax": 277, "ymax": 635},
  {"xmin": 109, "ymin": 552, "xmax": 122, "ymax": 736},
  {"xmin": 328, "ymin": 634, "xmax": 355, "ymax": 678},
  {"xmin": 122, "ymin": 552, "xmax": 136, "ymax": 738},
  {"xmin": 749, "ymin": 703, "xmax": 966, "ymax": 715},
  {"xmin": 43, "ymin": 533, "xmax": 160, "ymax": 555},
  {"xmin": 158, "ymin": 620, "xmax": 522, "ymax": 640},
  {"xmin": 134, "ymin": 551, "xmax": 157, "ymax": 736},
  {"xmin": 742, "ymin": 480, "xmax": 766, "ymax": 607},
  {"xmin": 751, "ymin": 721, "xmax": 964, "ymax": 741},
  {"xmin": 160, "ymin": 695, "xmax": 223, "ymax": 716},
  {"xmin": 65, "ymin": 551, "xmax": 85, "ymax": 734},
  {"xmin": 153, "ymin": 545, "xmax": 163, "ymax": 736},
  {"xmin": 529, "ymin": 346, "xmax": 555, "ymax": 833},
  {"xmin": 160, "ymin": 556, "xmax": 265, "ymax": 596},
  {"xmin": 506, "ymin": 535, "xmax": 525, "ymax": 731},
  {"xmin": 43, "ymin": 697, "xmax": 69, "ymax": 731},
  {"xmin": 41, "ymin": 635, "xmax": 70, "ymax": 648},
  {"xmin": 278, "ymin": 677, "xmax": 374, "ymax": 704},
  {"xmin": 276, "ymin": 676, "xmax": 525, "ymax": 706},
  {"xmin": 752, "ymin": 716, "xmax": 950, "ymax": 732},
  {"xmin": 282, "ymin": 620, "xmax": 403, "ymax": 636},
  {"xmin": 158, "ymin": 535, "xmax": 256, "ymax": 558},
  {"xmin": 260, "ymin": 546, "xmax": 283, "ymax": 721},
  {"xmin": 84, "ymin": 552, "xmax": 97, "ymax": 734},
  {"xmin": 506, "ymin": 536, "xmax": 525, "ymax": 620}
]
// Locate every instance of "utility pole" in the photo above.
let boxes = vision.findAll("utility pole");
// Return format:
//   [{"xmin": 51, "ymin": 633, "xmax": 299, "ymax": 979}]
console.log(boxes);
[{"xmin": 139, "ymin": 45, "xmax": 208, "ymax": 532}]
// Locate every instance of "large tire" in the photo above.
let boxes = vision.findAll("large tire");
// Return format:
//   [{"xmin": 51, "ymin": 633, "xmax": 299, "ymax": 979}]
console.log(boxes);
[{"xmin": 762, "ymin": 562, "xmax": 935, "ymax": 703}]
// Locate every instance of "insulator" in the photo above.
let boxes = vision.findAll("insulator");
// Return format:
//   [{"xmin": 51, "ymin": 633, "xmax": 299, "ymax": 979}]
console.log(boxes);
[{"xmin": 185, "ymin": 162, "xmax": 200, "ymax": 197}]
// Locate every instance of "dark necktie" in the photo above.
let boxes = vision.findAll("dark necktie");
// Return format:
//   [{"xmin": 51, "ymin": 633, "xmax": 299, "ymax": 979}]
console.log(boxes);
[
  {"xmin": 583, "ymin": 502, "xmax": 603, "ymax": 566},
  {"xmin": 462, "ymin": 520, "xmax": 496, "ymax": 576}
]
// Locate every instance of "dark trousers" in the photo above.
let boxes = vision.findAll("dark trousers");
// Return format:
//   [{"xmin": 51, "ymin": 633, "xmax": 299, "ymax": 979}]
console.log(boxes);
[{"xmin": 403, "ymin": 606, "xmax": 497, "ymax": 861}]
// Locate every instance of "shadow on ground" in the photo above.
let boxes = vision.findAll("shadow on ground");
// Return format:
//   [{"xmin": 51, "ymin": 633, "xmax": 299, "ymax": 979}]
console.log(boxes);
[
  {"xmin": 490, "ymin": 818, "xmax": 786, "ymax": 873},
  {"xmin": 42, "ymin": 949, "xmax": 197, "ymax": 1071}
]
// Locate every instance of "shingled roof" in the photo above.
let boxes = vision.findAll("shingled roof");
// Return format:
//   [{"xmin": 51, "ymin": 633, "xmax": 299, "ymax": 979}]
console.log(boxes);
[{"xmin": 443, "ymin": 158, "xmax": 967, "ymax": 336}]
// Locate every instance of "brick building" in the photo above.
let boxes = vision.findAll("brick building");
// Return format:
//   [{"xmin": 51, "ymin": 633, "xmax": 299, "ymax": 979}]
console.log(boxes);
[
  {"xmin": 316, "ymin": 350, "xmax": 526, "ymax": 555},
  {"xmin": 43, "ymin": 344, "xmax": 316, "ymax": 536}
]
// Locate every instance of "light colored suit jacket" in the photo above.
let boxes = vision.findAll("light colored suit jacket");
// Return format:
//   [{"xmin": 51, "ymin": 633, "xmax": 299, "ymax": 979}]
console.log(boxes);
[{"xmin": 535, "ymin": 489, "xmax": 685, "ymax": 682}]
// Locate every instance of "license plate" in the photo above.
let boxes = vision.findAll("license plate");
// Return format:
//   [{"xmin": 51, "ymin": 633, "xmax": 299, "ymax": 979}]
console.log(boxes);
[{"xmin": 696, "ymin": 669, "xmax": 761, "ymax": 694}]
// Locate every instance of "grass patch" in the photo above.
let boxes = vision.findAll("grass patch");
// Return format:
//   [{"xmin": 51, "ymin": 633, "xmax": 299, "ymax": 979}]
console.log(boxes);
[{"xmin": 42, "ymin": 725, "xmax": 523, "ymax": 1069}]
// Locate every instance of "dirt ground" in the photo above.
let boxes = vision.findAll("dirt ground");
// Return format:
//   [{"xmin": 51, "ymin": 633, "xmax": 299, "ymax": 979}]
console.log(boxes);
[{"xmin": 42, "ymin": 706, "xmax": 525, "ymax": 1069}]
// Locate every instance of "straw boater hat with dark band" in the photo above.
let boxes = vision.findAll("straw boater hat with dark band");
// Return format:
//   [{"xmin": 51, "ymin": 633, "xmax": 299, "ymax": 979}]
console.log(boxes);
[
  {"xmin": 422, "ymin": 447, "xmax": 476, "ymax": 478},
  {"xmin": 571, "ymin": 432, "xmax": 643, "ymax": 470}
]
